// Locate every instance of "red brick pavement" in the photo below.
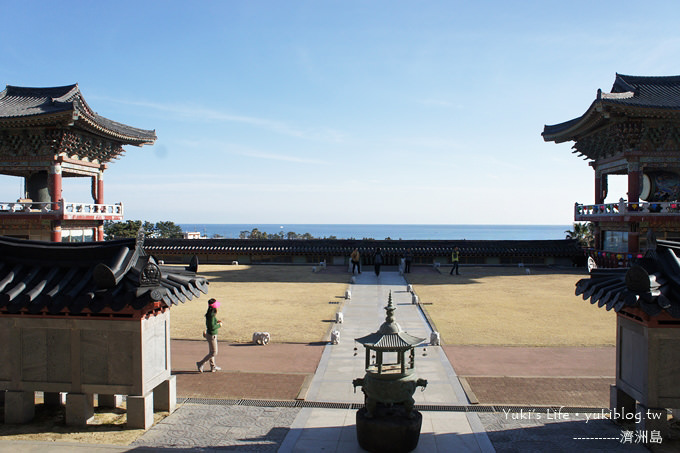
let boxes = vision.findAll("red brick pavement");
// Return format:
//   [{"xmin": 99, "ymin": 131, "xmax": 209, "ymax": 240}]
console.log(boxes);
[
  {"xmin": 443, "ymin": 345, "xmax": 616, "ymax": 407},
  {"xmin": 172, "ymin": 340, "xmax": 618, "ymax": 406},
  {"xmin": 172, "ymin": 340, "xmax": 324, "ymax": 400}
]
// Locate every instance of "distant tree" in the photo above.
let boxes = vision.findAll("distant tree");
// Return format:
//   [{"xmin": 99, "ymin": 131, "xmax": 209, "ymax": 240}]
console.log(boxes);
[
  {"xmin": 104, "ymin": 220, "xmax": 143, "ymax": 240},
  {"xmin": 143, "ymin": 221, "xmax": 157, "ymax": 237},
  {"xmin": 239, "ymin": 230, "xmax": 250, "ymax": 239},
  {"xmin": 565, "ymin": 222, "xmax": 594, "ymax": 248},
  {"xmin": 212, "ymin": 234, "xmax": 224, "ymax": 239},
  {"xmin": 287, "ymin": 231, "xmax": 299, "ymax": 240},
  {"xmin": 156, "ymin": 221, "xmax": 183, "ymax": 239}
]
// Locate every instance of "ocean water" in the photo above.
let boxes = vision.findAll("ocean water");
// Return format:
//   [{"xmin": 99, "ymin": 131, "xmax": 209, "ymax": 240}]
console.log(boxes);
[{"xmin": 178, "ymin": 224, "xmax": 572, "ymax": 241}]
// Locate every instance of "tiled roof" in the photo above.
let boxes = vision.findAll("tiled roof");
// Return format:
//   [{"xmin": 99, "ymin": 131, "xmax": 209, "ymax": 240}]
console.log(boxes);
[
  {"xmin": 542, "ymin": 73, "xmax": 680, "ymax": 142},
  {"xmin": 576, "ymin": 235, "xmax": 680, "ymax": 318},
  {"xmin": 0, "ymin": 84, "xmax": 156, "ymax": 145},
  {"xmin": 607, "ymin": 74, "xmax": 680, "ymax": 109},
  {"xmin": 144, "ymin": 238, "xmax": 581, "ymax": 258},
  {"xmin": 0, "ymin": 235, "xmax": 208, "ymax": 316}
]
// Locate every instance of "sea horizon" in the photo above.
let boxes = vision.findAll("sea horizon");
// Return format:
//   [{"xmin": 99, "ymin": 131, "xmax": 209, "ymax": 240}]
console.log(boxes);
[{"xmin": 178, "ymin": 223, "xmax": 573, "ymax": 241}]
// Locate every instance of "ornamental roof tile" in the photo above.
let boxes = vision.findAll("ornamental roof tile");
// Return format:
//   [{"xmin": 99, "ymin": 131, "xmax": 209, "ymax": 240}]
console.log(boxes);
[
  {"xmin": 0, "ymin": 235, "xmax": 208, "ymax": 316},
  {"xmin": 0, "ymin": 84, "xmax": 156, "ymax": 145}
]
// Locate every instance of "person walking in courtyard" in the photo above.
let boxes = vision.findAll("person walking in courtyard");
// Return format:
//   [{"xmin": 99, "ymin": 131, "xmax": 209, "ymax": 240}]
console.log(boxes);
[
  {"xmin": 450, "ymin": 246, "xmax": 460, "ymax": 275},
  {"xmin": 374, "ymin": 247, "xmax": 384, "ymax": 277},
  {"xmin": 350, "ymin": 248, "xmax": 361, "ymax": 274},
  {"xmin": 197, "ymin": 298, "xmax": 223, "ymax": 372},
  {"xmin": 403, "ymin": 248, "xmax": 413, "ymax": 273}
]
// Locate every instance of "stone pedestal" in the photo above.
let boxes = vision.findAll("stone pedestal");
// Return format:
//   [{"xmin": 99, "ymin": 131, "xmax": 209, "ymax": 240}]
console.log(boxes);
[
  {"xmin": 44, "ymin": 392, "xmax": 66, "ymax": 407},
  {"xmin": 356, "ymin": 407, "xmax": 422, "ymax": 453},
  {"xmin": 65, "ymin": 393, "xmax": 94, "ymax": 425},
  {"xmin": 4, "ymin": 391, "xmax": 35, "ymax": 424},
  {"xmin": 98, "ymin": 394, "xmax": 123, "ymax": 408},
  {"xmin": 153, "ymin": 376, "xmax": 177, "ymax": 413},
  {"xmin": 127, "ymin": 392, "xmax": 154, "ymax": 429}
]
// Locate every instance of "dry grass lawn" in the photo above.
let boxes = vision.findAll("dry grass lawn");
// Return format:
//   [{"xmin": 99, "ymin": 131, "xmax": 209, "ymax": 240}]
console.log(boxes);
[
  {"xmin": 170, "ymin": 264, "xmax": 350, "ymax": 343},
  {"xmin": 409, "ymin": 267, "xmax": 616, "ymax": 346}
]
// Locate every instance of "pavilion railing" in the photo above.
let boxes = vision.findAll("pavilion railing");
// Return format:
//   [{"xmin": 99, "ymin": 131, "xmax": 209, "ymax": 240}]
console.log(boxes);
[
  {"xmin": 0, "ymin": 200, "xmax": 124, "ymax": 217},
  {"xmin": 575, "ymin": 201, "xmax": 680, "ymax": 218}
]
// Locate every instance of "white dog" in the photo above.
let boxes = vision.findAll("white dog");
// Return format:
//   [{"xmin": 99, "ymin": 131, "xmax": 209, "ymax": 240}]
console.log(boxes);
[
  {"xmin": 412, "ymin": 293, "xmax": 419, "ymax": 304},
  {"xmin": 430, "ymin": 331, "xmax": 441, "ymax": 346},
  {"xmin": 331, "ymin": 330, "xmax": 340, "ymax": 345},
  {"xmin": 252, "ymin": 332, "xmax": 271, "ymax": 345},
  {"xmin": 407, "ymin": 284, "xmax": 413, "ymax": 293},
  {"xmin": 336, "ymin": 312, "xmax": 344, "ymax": 323},
  {"xmin": 345, "ymin": 289, "xmax": 352, "ymax": 300}
]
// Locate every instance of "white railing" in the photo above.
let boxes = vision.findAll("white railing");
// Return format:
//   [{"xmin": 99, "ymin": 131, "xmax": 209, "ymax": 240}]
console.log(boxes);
[
  {"xmin": 575, "ymin": 201, "xmax": 680, "ymax": 217},
  {"xmin": 0, "ymin": 200, "xmax": 124, "ymax": 217},
  {"xmin": 62, "ymin": 201, "xmax": 123, "ymax": 216}
]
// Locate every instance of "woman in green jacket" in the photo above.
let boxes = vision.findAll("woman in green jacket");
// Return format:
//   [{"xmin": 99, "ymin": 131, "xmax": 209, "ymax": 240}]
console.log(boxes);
[{"xmin": 197, "ymin": 298, "xmax": 222, "ymax": 372}]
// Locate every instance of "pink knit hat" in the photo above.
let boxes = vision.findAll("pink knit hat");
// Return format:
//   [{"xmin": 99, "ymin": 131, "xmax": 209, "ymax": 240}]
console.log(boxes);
[{"xmin": 209, "ymin": 299, "xmax": 220, "ymax": 308}]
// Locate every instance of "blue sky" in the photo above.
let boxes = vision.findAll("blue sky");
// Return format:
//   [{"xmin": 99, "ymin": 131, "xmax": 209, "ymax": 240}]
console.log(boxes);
[{"xmin": 1, "ymin": 0, "xmax": 679, "ymax": 225}]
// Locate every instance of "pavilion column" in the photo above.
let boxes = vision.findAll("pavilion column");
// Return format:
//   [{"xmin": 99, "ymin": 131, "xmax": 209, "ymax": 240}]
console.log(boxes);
[
  {"xmin": 594, "ymin": 171, "xmax": 607, "ymax": 204},
  {"xmin": 95, "ymin": 170, "xmax": 105, "ymax": 241},
  {"xmin": 627, "ymin": 161, "xmax": 641, "ymax": 253},
  {"xmin": 51, "ymin": 221, "xmax": 62, "ymax": 243},
  {"xmin": 92, "ymin": 171, "xmax": 104, "ymax": 205},
  {"xmin": 48, "ymin": 163, "xmax": 62, "ymax": 210},
  {"xmin": 627, "ymin": 162, "xmax": 641, "ymax": 203}
]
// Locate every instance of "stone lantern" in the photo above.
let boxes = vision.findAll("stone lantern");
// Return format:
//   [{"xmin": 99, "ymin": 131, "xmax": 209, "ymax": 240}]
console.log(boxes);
[{"xmin": 352, "ymin": 291, "xmax": 428, "ymax": 453}]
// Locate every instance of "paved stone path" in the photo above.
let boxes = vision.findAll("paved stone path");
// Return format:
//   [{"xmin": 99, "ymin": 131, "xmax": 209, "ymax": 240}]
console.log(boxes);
[{"xmin": 277, "ymin": 270, "xmax": 493, "ymax": 452}]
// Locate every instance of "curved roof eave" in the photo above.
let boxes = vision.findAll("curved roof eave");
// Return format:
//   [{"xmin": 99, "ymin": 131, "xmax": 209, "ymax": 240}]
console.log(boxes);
[
  {"xmin": 542, "ymin": 98, "xmax": 603, "ymax": 143},
  {"xmin": 0, "ymin": 84, "xmax": 157, "ymax": 146}
]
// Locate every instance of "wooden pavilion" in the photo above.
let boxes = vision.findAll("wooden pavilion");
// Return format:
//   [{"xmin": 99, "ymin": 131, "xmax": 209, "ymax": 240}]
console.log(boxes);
[
  {"xmin": 543, "ymin": 74, "xmax": 680, "ymax": 267},
  {"xmin": 0, "ymin": 84, "xmax": 156, "ymax": 242}
]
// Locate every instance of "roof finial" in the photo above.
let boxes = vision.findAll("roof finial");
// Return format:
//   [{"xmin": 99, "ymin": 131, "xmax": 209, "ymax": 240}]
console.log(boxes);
[{"xmin": 385, "ymin": 290, "xmax": 395, "ymax": 324}]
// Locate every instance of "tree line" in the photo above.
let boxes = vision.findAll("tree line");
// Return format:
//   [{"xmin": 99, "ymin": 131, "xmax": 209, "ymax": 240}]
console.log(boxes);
[
  {"xmin": 239, "ymin": 228, "xmax": 337, "ymax": 240},
  {"xmin": 104, "ymin": 220, "xmax": 183, "ymax": 240},
  {"xmin": 103, "ymin": 222, "xmax": 338, "ymax": 241}
]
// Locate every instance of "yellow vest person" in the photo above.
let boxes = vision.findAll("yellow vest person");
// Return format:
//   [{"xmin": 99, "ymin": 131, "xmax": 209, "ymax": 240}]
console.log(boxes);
[{"xmin": 450, "ymin": 247, "xmax": 460, "ymax": 275}]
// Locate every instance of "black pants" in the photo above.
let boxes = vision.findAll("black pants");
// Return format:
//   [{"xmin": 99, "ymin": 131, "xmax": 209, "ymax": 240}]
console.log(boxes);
[
  {"xmin": 352, "ymin": 260, "xmax": 360, "ymax": 274},
  {"xmin": 405, "ymin": 260, "xmax": 411, "ymax": 273},
  {"xmin": 374, "ymin": 264, "xmax": 381, "ymax": 276},
  {"xmin": 450, "ymin": 262, "xmax": 459, "ymax": 275}
]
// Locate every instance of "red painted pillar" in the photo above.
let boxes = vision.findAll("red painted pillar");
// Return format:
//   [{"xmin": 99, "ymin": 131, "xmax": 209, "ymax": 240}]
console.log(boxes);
[
  {"xmin": 49, "ymin": 163, "xmax": 62, "ymax": 210},
  {"xmin": 51, "ymin": 221, "xmax": 62, "ymax": 242},
  {"xmin": 97, "ymin": 173, "xmax": 104, "ymax": 205}
]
